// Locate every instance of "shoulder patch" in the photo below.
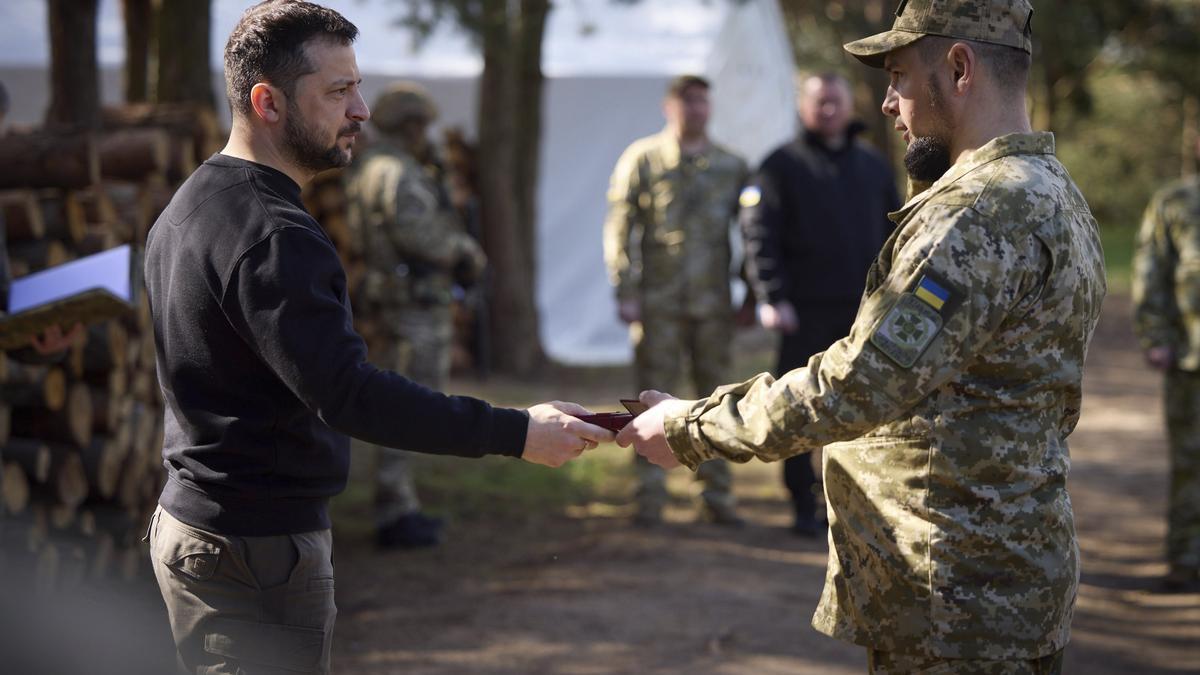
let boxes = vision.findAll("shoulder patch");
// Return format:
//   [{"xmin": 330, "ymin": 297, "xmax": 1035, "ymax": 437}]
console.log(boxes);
[
  {"xmin": 870, "ymin": 293, "xmax": 943, "ymax": 368},
  {"xmin": 739, "ymin": 185, "xmax": 762, "ymax": 208},
  {"xmin": 913, "ymin": 275, "xmax": 951, "ymax": 310},
  {"xmin": 870, "ymin": 271, "xmax": 961, "ymax": 368}
]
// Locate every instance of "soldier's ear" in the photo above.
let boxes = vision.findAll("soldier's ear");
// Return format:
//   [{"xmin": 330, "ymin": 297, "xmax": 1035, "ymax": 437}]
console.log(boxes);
[{"xmin": 946, "ymin": 42, "xmax": 975, "ymax": 95}]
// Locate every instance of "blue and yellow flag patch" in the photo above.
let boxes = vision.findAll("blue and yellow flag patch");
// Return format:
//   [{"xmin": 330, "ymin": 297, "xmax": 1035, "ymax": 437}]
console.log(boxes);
[
  {"xmin": 739, "ymin": 185, "xmax": 762, "ymax": 208},
  {"xmin": 869, "ymin": 273, "xmax": 958, "ymax": 369},
  {"xmin": 914, "ymin": 276, "xmax": 950, "ymax": 310}
]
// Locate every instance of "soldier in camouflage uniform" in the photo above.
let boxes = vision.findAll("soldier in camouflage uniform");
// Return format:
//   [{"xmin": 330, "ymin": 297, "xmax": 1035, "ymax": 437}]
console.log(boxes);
[
  {"xmin": 618, "ymin": 2, "xmax": 1107, "ymax": 672},
  {"xmin": 604, "ymin": 75, "xmax": 749, "ymax": 526},
  {"xmin": 346, "ymin": 83, "xmax": 487, "ymax": 548},
  {"xmin": 1132, "ymin": 138, "xmax": 1200, "ymax": 592}
]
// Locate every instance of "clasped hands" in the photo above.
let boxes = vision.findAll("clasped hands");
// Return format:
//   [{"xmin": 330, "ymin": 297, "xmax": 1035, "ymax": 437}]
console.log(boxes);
[{"xmin": 521, "ymin": 391, "xmax": 693, "ymax": 470}]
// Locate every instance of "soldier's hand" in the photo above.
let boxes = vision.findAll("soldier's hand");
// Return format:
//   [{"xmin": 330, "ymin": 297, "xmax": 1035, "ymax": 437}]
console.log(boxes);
[
  {"xmin": 615, "ymin": 390, "xmax": 693, "ymax": 470},
  {"xmin": 758, "ymin": 301, "xmax": 799, "ymax": 334},
  {"xmin": 522, "ymin": 402, "xmax": 615, "ymax": 467},
  {"xmin": 1146, "ymin": 346, "xmax": 1175, "ymax": 371},
  {"xmin": 617, "ymin": 299, "xmax": 641, "ymax": 324}
]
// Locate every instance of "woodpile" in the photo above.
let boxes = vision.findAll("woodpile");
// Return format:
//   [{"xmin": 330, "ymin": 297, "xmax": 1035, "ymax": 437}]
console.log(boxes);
[
  {"xmin": 304, "ymin": 168, "xmax": 377, "ymax": 349},
  {"xmin": 1, "ymin": 103, "xmax": 217, "ymax": 590}
]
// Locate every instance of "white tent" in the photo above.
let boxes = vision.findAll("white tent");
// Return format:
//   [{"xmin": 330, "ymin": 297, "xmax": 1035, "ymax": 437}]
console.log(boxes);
[
  {"xmin": 0, "ymin": 0, "xmax": 797, "ymax": 364},
  {"xmin": 534, "ymin": 0, "xmax": 798, "ymax": 364}
]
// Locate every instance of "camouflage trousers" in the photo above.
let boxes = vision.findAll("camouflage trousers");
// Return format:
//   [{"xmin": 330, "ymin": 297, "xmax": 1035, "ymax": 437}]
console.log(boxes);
[
  {"xmin": 632, "ymin": 311, "xmax": 734, "ymax": 512},
  {"xmin": 867, "ymin": 648, "xmax": 1063, "ymax": 674},
  {"xmin": 1164, "ymin": 369, "xmax": 1200, "ymax": 570},
  {"xmin": 373, "ymin": 305, "xmax": 453, "ymax": 528}
]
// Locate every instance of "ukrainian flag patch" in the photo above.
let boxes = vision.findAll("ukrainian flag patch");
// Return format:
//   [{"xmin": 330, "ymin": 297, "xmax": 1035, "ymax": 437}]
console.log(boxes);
[
  {"xmin": 914, "ymin": 275, "xmax": 950, "ymax": 311},
  {"xmin": 739, "ymin": 185, "xmax": 762, "ymax": 208}
]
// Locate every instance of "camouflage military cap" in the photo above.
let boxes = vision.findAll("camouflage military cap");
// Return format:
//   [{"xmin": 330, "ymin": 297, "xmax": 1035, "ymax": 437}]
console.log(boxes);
[
  {"xmin": 844, "ymin": 0, "xmax": 1034, "ymax": 68},
  {"xmin": 371, "ymin": 82, "xmax": 438, "ymax": 134}
]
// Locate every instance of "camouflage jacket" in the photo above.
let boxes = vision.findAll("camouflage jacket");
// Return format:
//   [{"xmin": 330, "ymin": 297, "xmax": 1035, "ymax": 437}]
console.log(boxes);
[
  {"xmin": 664, "ymin": 133, "xmax": 1107, "ymax": 659},
  {"xmin": 1132, "ymin": 176, "xmax": 1200, "ymax": 370},
  {"xmin": 603, "ymin": 130, "xmax": 748, "ymax": 317},
  {"xmin": 345, "ymin": 139, "xmax": 485, "ymax": 309}
]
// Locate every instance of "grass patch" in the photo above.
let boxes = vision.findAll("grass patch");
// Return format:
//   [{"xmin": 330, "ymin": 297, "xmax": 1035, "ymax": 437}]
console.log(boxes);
[
  {"xmin": 330, "ymin": 328, "xmax": 781, "ymax": 538},
  {"xmin": 331, "ymin": 442, "xmax": 635, "ymax": 540}
]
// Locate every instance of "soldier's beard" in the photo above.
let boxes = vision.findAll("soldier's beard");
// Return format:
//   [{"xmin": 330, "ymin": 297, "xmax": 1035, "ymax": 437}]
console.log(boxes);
[
  {"xmin": 905, "ymin": 136, "xmax": 952, "ymax": 183},
  {"xmin": 903, "ymin": 76, "xmax": 954, "ymax": 184},
  {"xmin": 283, "ymin": 101, "xmax": 360, "ymax": 173}
]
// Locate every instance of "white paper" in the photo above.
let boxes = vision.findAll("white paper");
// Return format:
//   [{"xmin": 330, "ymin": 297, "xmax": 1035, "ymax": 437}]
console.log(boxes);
[{"xmin": 8, "ymin": 245, "xmax": 133, "ymax": 314}]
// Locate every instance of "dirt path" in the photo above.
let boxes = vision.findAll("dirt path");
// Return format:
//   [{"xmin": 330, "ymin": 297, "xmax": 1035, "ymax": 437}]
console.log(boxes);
[{"xmin": 331, "ymin": 294, "xmax": 1200, "ymax": 674}]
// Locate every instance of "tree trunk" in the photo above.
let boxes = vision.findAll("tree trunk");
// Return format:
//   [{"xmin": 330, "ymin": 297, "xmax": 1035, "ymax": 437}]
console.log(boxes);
[
  {"xmin": 122, "ymin": 0, "xmax": 153, "ymax": 103},
  {"xmin": 477, "ymin": 0, "xmax": 548, "ymax": 376},
  {"xmin": 513, "ymin": 0, "xmax": 549, "ymax": 274},
  {"xmin": 46, "ymin": 0, "xmax": 101, "ymax": 129},
  {"xmin": 155, "ymin": 0, "xmax": 215, "ymax": 111}
]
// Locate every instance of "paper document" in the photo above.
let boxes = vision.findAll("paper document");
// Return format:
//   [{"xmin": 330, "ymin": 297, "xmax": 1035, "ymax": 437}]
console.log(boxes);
[
  {"xmin": 0, "ymin": 245, "xmax": 136, "ymax": 350},
  {"xmin": 9, "ymin": 245, "xmax": 133, "ymax": 313}
]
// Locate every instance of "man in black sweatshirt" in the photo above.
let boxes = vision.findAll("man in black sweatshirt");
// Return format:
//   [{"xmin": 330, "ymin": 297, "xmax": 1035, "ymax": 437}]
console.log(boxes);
[
  {"xmin": 740, "ymin": 73, "xmax": 899, "ymax": 537},
  {"xmin": 143, "ymin": 3, "xmax": 613, "ymax": 672}
]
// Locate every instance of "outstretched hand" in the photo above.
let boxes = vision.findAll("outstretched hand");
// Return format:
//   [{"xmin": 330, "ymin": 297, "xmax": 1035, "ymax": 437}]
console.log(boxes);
[
  {"xmin": 615, "ymin": 390, "xmax": 694, "ymax": 470},
  {"xmin": 1145, "ymin": 346, "xmax": 1174, "ymax": 371},
  {"xmin": 522, "ymin": 401, "xmax": 616, "ymax": 467}
]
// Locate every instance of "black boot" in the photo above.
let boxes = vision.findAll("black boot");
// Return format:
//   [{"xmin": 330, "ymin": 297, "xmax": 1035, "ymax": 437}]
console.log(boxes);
[{"xmin": 377, "ymin": 512, "xmax": 444, "ymax": 549}]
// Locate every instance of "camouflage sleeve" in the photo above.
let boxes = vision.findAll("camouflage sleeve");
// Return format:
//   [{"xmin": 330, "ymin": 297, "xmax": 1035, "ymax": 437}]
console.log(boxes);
[
  {"xmin": 603, "ymin": 146, "xmax": 645, "ymax": 301},
  {"xmin": 1131, "ymin": 192, "xmax": 1176, "ymax": 350},
  {"xmin": 664, "ymin": 205, "xmax": 1046, "ymax": 469},
  {"xmin": 387, "ymin": 173, "xmax": 482, "ymax": 271}
]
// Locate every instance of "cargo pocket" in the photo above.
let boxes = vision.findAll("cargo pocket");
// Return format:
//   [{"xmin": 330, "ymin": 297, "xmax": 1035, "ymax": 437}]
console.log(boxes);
[
  {"xmin": 203, "ymin": 617, "xmax": 325, "ymax": 674},
  {"xmin": 157, "ymin": 528, "xmax": 222, "ymax": 582}
]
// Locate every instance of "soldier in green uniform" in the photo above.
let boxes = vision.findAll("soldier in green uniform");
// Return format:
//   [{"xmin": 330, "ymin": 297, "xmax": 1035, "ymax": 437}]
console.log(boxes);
[
  {"xmin": 346, "ymin": 83, "xmax": 487, "ymax": 548},
  {"xmin": 1132, "ymin": 136, "xmax": 1200, "ymax": 593},
  {"xmin": 618, "ymin": 1, "xmax": 1107, "ymax": 672},
  {"xmin": 603, "ymin": 75, "xmax": 749, "ymax": 526}
]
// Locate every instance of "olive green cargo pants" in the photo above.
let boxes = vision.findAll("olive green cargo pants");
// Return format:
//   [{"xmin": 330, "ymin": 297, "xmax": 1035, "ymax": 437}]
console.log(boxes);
[
  {"xmin": 632, "ymin": 313, "xmax": 735, "ymax": 515},
  {"xmin": 1165, "ymin": 369, "xmax": 1200, "ymax": 572},
  {"xmin": 147, "ymin": 506, "xmax": 337, "ymax": 674}
]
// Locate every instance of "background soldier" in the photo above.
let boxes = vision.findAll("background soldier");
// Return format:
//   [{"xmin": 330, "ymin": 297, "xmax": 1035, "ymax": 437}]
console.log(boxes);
[
  {"xmin": 741, "ymin": 72, "xmax": 899, "ymax": 537},
  {"xmin": 620, "ymin": 1, "xmax": 1107, "ymax": 671},
  {"xmin": 346, "ymin": 83, "xmax": 488, "ymax": 548},
  {"xmin": 604, "ymin": 75, "xmax": 749, "ymax": 526},
  {"xmin": 1132, "ymin": 136, "xmax": 1200, "ymax": 592}
]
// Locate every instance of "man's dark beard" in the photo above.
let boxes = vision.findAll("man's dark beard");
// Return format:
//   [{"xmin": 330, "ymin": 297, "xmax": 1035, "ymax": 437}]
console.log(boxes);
[
  {"xmin": 283, "ymin": 101, "xmax": 360, "ymax": 172},
  {"xmin": 904, "ymin": 135, "xmax": 952, "ymax": 183},
  {"xmin": 903, "ymin": 75, "xmax": 953, "ymax": 183}
]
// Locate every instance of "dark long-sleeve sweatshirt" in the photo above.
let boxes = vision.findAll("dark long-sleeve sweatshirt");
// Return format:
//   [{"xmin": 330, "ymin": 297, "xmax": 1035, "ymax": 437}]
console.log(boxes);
[
  {"xmin": 145, "ymin": 154, "xmax": 528, "ymax": 536},
  {"xmin": 741, "ymin": 124, "xmax": 900, "ymax": 307}
]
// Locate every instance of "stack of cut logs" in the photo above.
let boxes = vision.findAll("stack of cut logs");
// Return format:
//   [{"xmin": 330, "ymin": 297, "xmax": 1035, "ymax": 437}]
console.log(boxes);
[
  {"xmin": 303, "ymin": 168, "xmax": 380, "ymax": 350},
  {"xmin": 0, "ymin": 104, "xmax": 219, "ymax": 591}
]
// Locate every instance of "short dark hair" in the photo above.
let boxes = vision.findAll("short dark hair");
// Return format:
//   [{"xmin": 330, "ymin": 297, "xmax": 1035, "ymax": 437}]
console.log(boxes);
[
  {"xmin": 0, "ymin": 80, "xmax": 9, "ymax": 117},
  {"xmin": 223, "ymin": 0, "xmax": 358, "ymax": 118},
  {"xmin": 666, "ymin": 74, "xmax": 710, "ymax": 99},
  {"xmin": 916, "ymin": 36, "xmax": 1030, "ymax": 92}
]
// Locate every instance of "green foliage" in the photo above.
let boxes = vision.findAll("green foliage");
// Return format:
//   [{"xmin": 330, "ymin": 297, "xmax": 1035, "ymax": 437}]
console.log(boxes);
[
  {"xmin": 1055, "ymin": 69, "xmax": 1182, "ymax": 289},
  {"xmin": 774, "ymin": 1, "xmax": 1199, "ymax": 290}
]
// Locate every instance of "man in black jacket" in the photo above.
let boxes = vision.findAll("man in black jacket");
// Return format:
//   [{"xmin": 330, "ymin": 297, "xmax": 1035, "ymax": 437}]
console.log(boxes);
[
  {"xmin": 142, "ymin": 3, "xmax": 612, "ymax": 672},
  {"xmin": 741, "ymin": 73, "xmax": 899, "ymax": 536}
]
